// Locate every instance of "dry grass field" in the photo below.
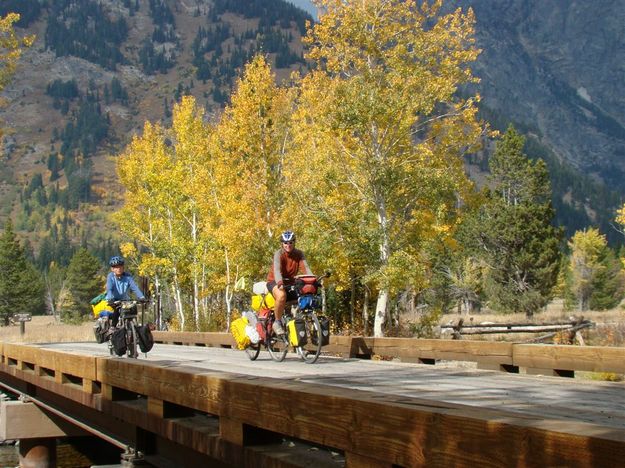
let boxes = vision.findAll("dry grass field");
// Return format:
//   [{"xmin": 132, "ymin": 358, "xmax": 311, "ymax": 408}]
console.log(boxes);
[
  {"xmin": 2, "ymin": 304, "xmax": 624, "ymax": 348},
  {"xmin": 0, "ymin": 315, "xmax": 94, "ymax": 344}
]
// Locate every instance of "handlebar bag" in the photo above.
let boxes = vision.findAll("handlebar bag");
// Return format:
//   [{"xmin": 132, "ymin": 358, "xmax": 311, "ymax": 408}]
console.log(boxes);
[{"xmin": 295, "ymin": 275, "xmax": 318, "ymax": 295}]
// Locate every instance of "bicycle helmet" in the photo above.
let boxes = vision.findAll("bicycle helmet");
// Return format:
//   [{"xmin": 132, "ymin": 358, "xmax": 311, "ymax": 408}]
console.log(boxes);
[
  {"xmin": 109, "ymin": 256, "xmax": 125, "ymax": 267},
  {"xmin": 280, "ymin": 230, "xmax": 296, "ymax": 243}
]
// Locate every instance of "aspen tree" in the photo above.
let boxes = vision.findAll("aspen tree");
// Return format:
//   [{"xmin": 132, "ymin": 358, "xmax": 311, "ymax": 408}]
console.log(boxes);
[
  {"xmin": 291, "ymin": 0, "xmax": 483, "ymax": 335},
  {"xmin": 209, "ymin": 55, "xmax": 294, "ymax": 281},
  {"xmin": 116, "ymin": 97, "xmax": 215, "ymax": 330}
]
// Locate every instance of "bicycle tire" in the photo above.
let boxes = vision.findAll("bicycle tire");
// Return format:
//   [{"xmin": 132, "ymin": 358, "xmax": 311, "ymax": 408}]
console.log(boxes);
[
  {"xmin": 267, "ymin": 333, "xmax": 289, "ymax": 362},
  {"xmin": 245, "ymin": 342, "xmax": 261, "ymax": 360},
  {"xmin": 127, "ymin": 320, "xmax": 138, "ymax": 358},
  {"xmin": 296, "ymin": 312, "xmax": 322, "ymax": 364}
]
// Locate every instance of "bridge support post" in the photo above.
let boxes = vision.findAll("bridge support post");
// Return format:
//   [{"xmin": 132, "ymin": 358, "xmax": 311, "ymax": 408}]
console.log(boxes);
[{"xmin": 18, "ymin": 437, "xmax": 56, "ymax": 468}]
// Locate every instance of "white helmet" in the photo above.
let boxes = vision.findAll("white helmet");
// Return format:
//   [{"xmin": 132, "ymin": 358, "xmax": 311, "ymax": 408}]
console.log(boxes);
[{"xmin": 280, "ymin": 231, "xmax": 296, "ymax": 242}]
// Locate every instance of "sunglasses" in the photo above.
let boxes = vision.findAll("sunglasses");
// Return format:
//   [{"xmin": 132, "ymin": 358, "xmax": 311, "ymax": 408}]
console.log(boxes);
[{"xmin": 283, "ymin": 241, "xmax": 294, "ymax": 245}]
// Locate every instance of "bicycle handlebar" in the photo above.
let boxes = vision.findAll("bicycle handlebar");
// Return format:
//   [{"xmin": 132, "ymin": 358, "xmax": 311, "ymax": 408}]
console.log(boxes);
[{"xmin": 108, "ymin": 299, "xmax": 149, "ymax": 307}]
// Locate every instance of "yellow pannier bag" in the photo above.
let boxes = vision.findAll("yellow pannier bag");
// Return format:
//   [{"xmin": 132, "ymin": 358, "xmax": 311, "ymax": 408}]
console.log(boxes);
[
  {"xmin": 231, "ymin": 316, "xmax": 251, "ymax": 350},
  {"xmin": 92, "ymin": 299, "xmax": 113, "ymax": 318},
  {"xmin": 288, "ymin": 318, "xmax": 307, "ymax": 347},
  {"xmin": 251, "ymin": 293, "xmax": 275, "ymax": 312}
]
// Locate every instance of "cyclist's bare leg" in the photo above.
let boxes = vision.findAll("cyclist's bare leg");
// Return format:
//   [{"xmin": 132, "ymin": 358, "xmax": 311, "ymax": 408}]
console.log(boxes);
[{"xmin": 272, "ymin": 285, "xmax": 286, "ymax": 321}]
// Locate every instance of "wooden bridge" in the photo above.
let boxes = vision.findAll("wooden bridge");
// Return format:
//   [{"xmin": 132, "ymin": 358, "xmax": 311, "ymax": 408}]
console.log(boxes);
[{"xmin": 0, "ymin": 334, "xmax": 623, "ymax": 467}]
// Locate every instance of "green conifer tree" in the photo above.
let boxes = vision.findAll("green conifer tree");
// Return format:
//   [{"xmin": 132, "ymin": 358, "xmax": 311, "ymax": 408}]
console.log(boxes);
[
  {"xmin": 62, "ymin": 247, "xmax": 103, "ymax": 323},
  {"xmin": 589, "ymin": 246, "xmax": 625, "ymax": 310},
  {"xmin": 460, "ymin": 126, "xmax": 563, "ymax": 317},
  {"xmin": 0, "ymin": 221, "xmax": 44, "ymax": 324}
]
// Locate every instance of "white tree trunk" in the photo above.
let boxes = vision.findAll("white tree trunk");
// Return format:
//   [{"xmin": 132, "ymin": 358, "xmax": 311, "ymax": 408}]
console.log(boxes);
[
  {"xmin": 373, "ymin": 186, "xmax": 391, "ymax": 338},
  {"xmin": 362, "ymin": 286, "xmax": 369, "ymax": 336},
  {"xmin": 172, "ymin": 275, "xmax": 184, "ymax": 330},
  {"xmin": 191, "ymin": 212, "xmax": 200, "ymax": 331},
  {"xmin": 223, "ymin": 249, "xmax": 234, "ymax": 331},
  {"xmin": 374, "ymin": 288, "xmax": 389, "ymax": 337}
]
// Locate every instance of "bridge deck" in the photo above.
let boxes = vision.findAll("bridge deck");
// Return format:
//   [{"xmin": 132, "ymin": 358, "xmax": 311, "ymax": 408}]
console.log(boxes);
[{"xmin": 38, "ymin": 342, "xmax": 625, "ymax": 431}]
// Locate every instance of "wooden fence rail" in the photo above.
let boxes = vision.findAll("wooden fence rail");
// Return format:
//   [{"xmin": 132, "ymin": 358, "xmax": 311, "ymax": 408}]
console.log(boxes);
[{"xmin": 440, "ymin": 317, "xmax": 593, "ymax": 343}]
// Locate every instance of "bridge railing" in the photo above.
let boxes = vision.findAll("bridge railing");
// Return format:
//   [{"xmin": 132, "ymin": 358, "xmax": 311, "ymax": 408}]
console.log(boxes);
[
  {"xmin": 152, "ymin": 331, "xmax": 625, "ymax": 377},
  {"xmin": 1, "ymin": 341, "xmax": 623, "ymax": 467}
]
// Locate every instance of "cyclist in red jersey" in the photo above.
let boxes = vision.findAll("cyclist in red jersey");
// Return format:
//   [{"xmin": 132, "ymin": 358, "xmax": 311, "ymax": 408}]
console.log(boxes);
[{"xmin": 266, "ymin": 231, "xmax": 313, "ymax": 335}]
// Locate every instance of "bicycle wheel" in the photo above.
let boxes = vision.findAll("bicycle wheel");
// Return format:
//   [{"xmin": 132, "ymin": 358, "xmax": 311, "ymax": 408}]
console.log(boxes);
[
  {"xmin": 296, "ymin": 312, "xmax": 322, "ymax": 364},
  {"xmin": 245, "ymin": 342, "xmax": 261, "ymax": 360},
  {"xmin": 267, "ymin": 333, "xmax": 289, "ymax": 362},
  {"xmin": 127, "ymin": 321, "xmax": 138, "ymax": 358}
]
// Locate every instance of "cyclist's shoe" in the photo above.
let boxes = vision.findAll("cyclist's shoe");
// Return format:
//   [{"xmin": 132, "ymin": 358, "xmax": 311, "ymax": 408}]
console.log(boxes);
[{"xmin": 272, "ymin": 320, "xmax": 285, "ymax": 336}]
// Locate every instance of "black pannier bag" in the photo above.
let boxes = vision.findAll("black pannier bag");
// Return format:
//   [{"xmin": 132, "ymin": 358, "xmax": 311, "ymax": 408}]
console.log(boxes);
[
  {"xmin": 312, "ymin": 316, "xmax": 330, "ymax": 346},
  {"xmin": 136, "ymin": 324, "xmax": 154, "ymax": 353},
  {"xmin": 110, "ymin": 327, "xmax": 127, "ymax": 356},
  {"xmin": 93, "ymin": 319, "xmax": 108, "ymax": 344}
]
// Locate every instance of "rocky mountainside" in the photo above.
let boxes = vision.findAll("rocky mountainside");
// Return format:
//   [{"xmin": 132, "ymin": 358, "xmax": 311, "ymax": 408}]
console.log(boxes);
[{"xmin": 448, "ymin": 0, "xmax": 625, "ymax": 190}]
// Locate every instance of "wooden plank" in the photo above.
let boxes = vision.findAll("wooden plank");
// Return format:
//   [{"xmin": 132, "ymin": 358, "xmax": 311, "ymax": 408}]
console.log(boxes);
[
  {"xmin": 220, "ymin": 375, "xmax": 625, "ymax": 468},
  {"xmin": 321, "ymin": 335, "xmax": 354, "ymax": 356},
  {"xmin": 152, "ymin": 331, "xmax": 232, "ymax": 347},
  {"xmin": 148, "ymin": 397, "xmax": 165, "ymax": 417},
  {"xmin": 96, "ymin": 358, "xmax": 225, "ymax": 415},
  {"xmin": 513, "ymin": 344, "xmax": 625, "ymax": 373},
  {"xmin": 82, "ymin": 378, "xmax": 99, "ymax": 394},
  {"xmin": 38, "ymin": 350, "xmax": 98, "ymax": 381}
]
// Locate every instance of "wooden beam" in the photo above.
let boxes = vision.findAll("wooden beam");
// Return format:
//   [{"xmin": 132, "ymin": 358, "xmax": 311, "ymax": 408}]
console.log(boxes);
[
  {"xmin": 345, "ymin": 451, "xmax": 392, "ymax": 468},
  {"xmin": 372, "ymin": 338, "xmax": 514, "ymax": 366},
  {"xmin": 0, "ymin": 401, "xmax": 86, "ymax": 439}
]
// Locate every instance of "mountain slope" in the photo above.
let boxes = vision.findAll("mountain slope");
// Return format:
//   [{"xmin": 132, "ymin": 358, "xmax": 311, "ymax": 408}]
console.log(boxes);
[
  {"xmin": 1, "ymin": 0, "xmax": 624, "ymax": 260},
  {"xmin": 0, "ymin": 0, "xmax": 312, "ymax": 260},
  {"xmin": 448, "ymin": 0, "xmax": 625, "ymax": 187}
]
